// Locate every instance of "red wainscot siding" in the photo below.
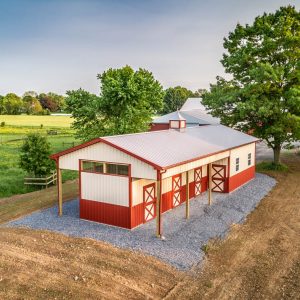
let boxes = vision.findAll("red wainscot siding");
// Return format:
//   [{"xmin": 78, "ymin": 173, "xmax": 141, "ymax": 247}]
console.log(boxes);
[
  {"xmin": 228, "ymin": 166, "xmax": 255, "ymax": 192},
  {"xmin": 80, "ymin": 199, "xmax": 131, "ymax": 229},
  {"xmin": 130, "ymin": 203, "xmax": 144, "ymax": 228},
  {"xmin": 149, "ymin": 123, "xmax": 169, "ymax": 131}
]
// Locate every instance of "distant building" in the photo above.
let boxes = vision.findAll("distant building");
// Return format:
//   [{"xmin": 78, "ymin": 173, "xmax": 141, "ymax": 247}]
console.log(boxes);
[{"xmin": 150, "ymin": 98, "xmax": 220, "ymax": 131}]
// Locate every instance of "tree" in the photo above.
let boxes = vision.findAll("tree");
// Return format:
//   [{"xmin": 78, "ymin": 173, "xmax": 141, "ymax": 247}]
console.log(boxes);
[
  {"xmin": 194, "ymin": 88, "xmax": 207, "ymax": 97},
  {"xmin": 67, "ymin": 66, "xmax": 164, "ymax": 141},
  {"xmin": 23, "ymin": 95, "xmax": 43, "ymax": 115},
  {"xmin": 162, "ymin": 86, "xmax": 194, "ymax": 114},
  {"xmin": 66, "ymin": 89, "xmax": 103, "ymax": 141},
  {"xmin": 202, "ymin": 6, "xmax": 300, "ymax": 165},
  {"xmin": 2, "ymin": 93, "xmax": 23, "ymax": 114},
  {"xmin": 0, "ymin": 95, "xmax": 4, "ymax": 114},
  {"xmin": 19, "ymin": 133, "xmax": 55, "ymax": 176}
]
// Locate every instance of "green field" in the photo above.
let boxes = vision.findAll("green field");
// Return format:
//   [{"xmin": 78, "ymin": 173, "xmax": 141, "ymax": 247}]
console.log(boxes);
[
  {"xmin": 0, "ymin": 115, "xmax": 79, "ymax": 198},
  {"xmin": 0, "ymin": 114, "xmax": 73, "ymax": 127}
]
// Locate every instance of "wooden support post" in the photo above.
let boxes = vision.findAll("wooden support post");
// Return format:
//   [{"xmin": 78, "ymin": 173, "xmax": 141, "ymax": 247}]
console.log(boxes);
[
  {"xmin": 156, "ymin": 173, "xmax": 162, "ymax": 238},
  {"xmin": 186, "ymin": 170, "xmax": 190, "ymax": 219},
  {"xmin": 208, "ymin": 163, "xmax": 213, "ymax": 205},
  {"xmin": 57, "ymin": 168, "xmax": 63, "ymax": 216}
]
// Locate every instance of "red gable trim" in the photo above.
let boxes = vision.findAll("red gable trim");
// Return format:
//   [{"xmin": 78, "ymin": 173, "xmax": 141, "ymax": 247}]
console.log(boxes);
[
  {"xmin": 50, "ymin": 138, "xmax": 102, "ymax": 160},
  {"xmin": 50, "ymin": 137, "xmax": 163, "ymax": 171}
]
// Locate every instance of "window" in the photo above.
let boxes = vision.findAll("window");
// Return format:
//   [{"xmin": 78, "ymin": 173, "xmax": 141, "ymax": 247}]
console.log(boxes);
[
  {"xmin": 81, "ymin": 160, "xmax": 129, "ymax": 176},
  {"xmin": 82, "ymin": 161, "xmax": 95, "ymax": 172},
  {"xmin": 235, "ymin": 158, "xmax": 240, "ymax": 171},
  {"xmin": 107, "ymin": 163, "xmax": 129, "ymax": 176},
  {"xmin": 248, "ymin": 153, "xmax": 251, "ymax": 166}
]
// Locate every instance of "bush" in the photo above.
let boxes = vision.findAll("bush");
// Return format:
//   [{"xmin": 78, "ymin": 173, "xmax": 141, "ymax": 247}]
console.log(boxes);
[
  {"xmin": 19, "ymin": 133, "xmax": 55, "ymax": 177},
  {"xmin": 256, "ymin": 161, "xmax": 288, "ymax": 172},
  {"xmin": 0, "ymin": 121, "xmax": 5, "ymax": 127}
]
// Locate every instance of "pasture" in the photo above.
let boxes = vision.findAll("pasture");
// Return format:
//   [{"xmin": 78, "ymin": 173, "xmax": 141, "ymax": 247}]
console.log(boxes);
[
  {"xmin": 0, "ymin": 114, "xmax": 73, "ymax": 128},
  {"xmin": 0, "ymin": 115, "xmax": 78, "ymax": 198}
]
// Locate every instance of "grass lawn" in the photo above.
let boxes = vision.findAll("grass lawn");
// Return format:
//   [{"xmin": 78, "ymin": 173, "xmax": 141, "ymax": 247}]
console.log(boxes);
[
  {"xmin": 0, "ymin": 114, "xmax": 73, "ymax": 127},
  {"xmin": 0, "ymin": 115, "xmax": 79, "ymax": 198}
]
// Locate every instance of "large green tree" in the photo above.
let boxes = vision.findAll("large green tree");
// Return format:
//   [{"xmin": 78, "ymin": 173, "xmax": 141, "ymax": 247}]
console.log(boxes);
[
  {"xmin": 66, "ymin": 66, "xmax": 164, "ymax": 140},
  {"xmin": 202, "ymin": 6, "xmax": 300, "ymax": 165},
  {"xmin": 162, "ymin": 86, "xmax": 194, "ymax": 114},
  {"xmin": 2, "ymin": 93, "xmax": 23, "ymax": 114}
]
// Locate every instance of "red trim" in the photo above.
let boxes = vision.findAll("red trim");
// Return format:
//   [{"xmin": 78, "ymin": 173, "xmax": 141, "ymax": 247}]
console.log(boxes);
[
  {"xmin": 80, "ymin": 159, "xmax": 130, "ymax": 177},
  {"xmin": 50, "ymin": 138, "xmax": 101, "ymax": 159},
  {"xmin": 172, "ymin": 174, "xmax": 182, "ymax": 207},
  {"xmin": 98, "ymin": 138, "xmax": 163, "ymax": 170},
  {"xmin": 129, "ymin": 165, "xmax": 132, "ymax": 226},
  {"xmin": 143, "ymin": 182, "xmax": 156, "ymax": 222},
  {"xmin": 163, "ymin": 142, "xmax": 258, "ymax": 170}
]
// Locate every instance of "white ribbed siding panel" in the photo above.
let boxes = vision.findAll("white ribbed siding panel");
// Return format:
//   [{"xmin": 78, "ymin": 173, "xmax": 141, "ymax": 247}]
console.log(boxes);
[
  {"xmin": 230, "ymin": 143, "xmax": 255, "ymax": 176},
  {"xmin": 162, "ymin": 151, "xmax": 229, "ymax": 179},
  {"xmin": 81, "ymin": 173, "xmax": 129, "ymax": 207},
  {"xmin": 59, "ymin": 142, "xmax": 157, "ymax": 179},
  {"xmin": 132, "ymin": 179, "xmax": 155, "ymax": 206}
]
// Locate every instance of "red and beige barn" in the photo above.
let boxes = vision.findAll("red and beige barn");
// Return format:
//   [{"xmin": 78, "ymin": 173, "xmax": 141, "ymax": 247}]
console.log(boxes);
[{"xmin": 51, "ymin": 120, "xmax": 258, "ymax": 236}]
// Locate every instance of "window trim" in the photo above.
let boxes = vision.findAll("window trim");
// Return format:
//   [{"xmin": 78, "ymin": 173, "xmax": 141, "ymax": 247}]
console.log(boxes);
[{"xmin": 80, "ymin": 159, "xmax": 130, "ymax": 177}]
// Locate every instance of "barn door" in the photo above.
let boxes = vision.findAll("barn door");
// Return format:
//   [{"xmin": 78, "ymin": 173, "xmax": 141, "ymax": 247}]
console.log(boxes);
[
  {"xmin": 212, "ymin": 165, "xmax": 226, "ymax": 192},
  {"xmin": 172, "ymin": 174, "xmax": 181, "ymax": 207},
  {"xmin": 194, "ymin": 167, "xmax": 202, "ymax": 196},
  {"xmin": 143, "ymin": 183, "xmax": 156, "ymax": 222}
]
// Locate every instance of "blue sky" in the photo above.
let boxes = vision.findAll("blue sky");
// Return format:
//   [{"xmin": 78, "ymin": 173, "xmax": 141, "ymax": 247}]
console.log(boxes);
[{"xmin": 0, "ymin": 0, "xmax": 299, "ymax": 96}]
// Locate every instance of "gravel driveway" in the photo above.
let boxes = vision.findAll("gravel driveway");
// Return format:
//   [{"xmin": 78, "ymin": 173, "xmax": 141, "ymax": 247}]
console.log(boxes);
[{"xmin": 6, "ymin": 173, "xmax": 276, "ymax": 270}]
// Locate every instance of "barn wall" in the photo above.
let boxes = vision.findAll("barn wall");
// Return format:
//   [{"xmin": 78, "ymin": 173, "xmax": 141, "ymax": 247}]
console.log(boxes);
[
  {"xmin": 80, "ymin": 199, "xmax": 130, "ymax": 229},
  {"xmin": 149, "ymin": 123, "xmax": 169, "ymax": 131},
  {"xmin": 59, "ymin": 142, "xmax": 157, "ymax": 180},
  {"xmin": 162, "ymin": 151, "xmax": 229, "ymax": 179},
  {"xmin": 229, "ymin": 143, "xmax": 255, "ymax": 176},
  {"xmin": 81, "ymin": 172, "xmax": 129, "ymax": 207}
]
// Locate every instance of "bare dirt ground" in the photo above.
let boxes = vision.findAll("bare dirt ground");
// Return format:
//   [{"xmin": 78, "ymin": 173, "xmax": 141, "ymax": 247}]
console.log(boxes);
[
  {"xmin": 167, "ymin": 153, "xmax": 300, "ymax": 300},
  {"xmin": 0, "ymin": 153, "xmax": 299, "ymax": 299}
]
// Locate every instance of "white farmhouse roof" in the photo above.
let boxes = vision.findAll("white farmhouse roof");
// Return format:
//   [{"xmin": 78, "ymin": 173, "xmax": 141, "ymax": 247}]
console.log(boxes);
[
  {"xmin": 153, "ymin": 98, "xmax": 220, "ymax": 125},
  {"xmin": 102, "ymin": 125, "xmax": 258, "ymax": 169},
  {"xmin": 180, "ymin": 98, "xmax": 205, "ymax": 111}
]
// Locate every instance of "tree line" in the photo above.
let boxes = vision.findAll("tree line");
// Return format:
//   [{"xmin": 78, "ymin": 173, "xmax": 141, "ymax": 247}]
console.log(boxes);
[{"xmin": 0, "ymin": 91, "xmax": 66, "ymax": 115}]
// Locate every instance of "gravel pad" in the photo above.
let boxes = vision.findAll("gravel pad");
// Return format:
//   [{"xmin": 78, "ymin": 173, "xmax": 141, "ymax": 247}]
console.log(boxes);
[{"xmin": 6, "ymin": 173, "xmax": 276, "ymax": 270}]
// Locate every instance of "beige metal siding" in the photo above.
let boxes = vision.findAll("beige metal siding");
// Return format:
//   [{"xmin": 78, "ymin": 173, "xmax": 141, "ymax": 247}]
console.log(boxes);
[
  {"xmin": 81, "ymin": 172, "xmax": 129, "ymax": 206},
  {"xmin": 132, "ymin": 179, "xmax": 155, "ymax": 206},
  {"xmin": 162, "ymin": 151, "xmax": 229, "ymax": 179},
  {"xmin": 230, "ymin": 143, "xmax": 255, "ymax": 176},
  {"xmin": 59, "ymin": 142, "xmax": 157, "ymax": 179}
]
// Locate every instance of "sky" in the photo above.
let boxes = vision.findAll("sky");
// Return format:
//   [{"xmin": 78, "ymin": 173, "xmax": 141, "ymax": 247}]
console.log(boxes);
[{"xmin": 0, "ymin": 0, "xmax": 299, "ymax": 96}]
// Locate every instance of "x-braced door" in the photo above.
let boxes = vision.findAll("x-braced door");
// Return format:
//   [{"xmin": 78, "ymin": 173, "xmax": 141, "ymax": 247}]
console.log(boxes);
[
  {"xmin": 194, "ymin": 167, "xmax": 202, "ymax": 196},
  {"xmin": 172, "ymin": 174, "xmax": 181, "ymax": 207},
  {"xmin": 212, "ymin": 164, "xmax": 226, "ymax": 192},
  {"xmin": 143, "ymin": 183, "xmax": 156, "ymax": 222}
]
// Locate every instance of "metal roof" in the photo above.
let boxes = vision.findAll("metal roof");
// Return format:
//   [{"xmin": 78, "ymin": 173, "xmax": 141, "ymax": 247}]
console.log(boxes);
[
  {"xmin": 103, "ymin": 125, "xmax": 258, "ymax": 169},
  {"xmin": 180, "ymin": 98, "xmax": 205, "ymax": 111},
  {"xmin": 153, "ymin": 98, "xmax": 220, "ymax": 125}
]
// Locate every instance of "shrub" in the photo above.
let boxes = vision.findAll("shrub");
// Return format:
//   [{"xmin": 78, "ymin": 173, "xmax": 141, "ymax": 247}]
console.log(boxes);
[
  {"xmin": 19, "ymin": 133, "xmax": 55, "ymax": 177},
  {"xmin": 0, "ymin": 121, "xmax": 5, "ymax": 127},
  {"xmin": 256, "ymin": 161, "xmax": 288, "ymax": 172}
]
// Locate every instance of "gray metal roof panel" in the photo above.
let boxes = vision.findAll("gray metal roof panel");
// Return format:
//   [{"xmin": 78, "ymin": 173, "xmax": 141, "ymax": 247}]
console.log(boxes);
[
  {"xmin": 180, "ymin": 98, "xmax": 205, "ymax": 111},
  {"xmin": 102, "ymin": 125, "xmax": 258, "ymax": 169}
]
